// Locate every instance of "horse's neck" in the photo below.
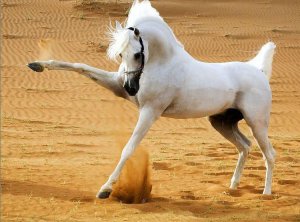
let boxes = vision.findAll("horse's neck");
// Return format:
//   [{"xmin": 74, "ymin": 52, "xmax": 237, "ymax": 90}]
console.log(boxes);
[
  {"xmin": 135, "ymin": 18, "xmax": 201, "ymax": 72},
  {"xmin": 138, "ymin": 19, "xmax": 182, "ymax": 62}
]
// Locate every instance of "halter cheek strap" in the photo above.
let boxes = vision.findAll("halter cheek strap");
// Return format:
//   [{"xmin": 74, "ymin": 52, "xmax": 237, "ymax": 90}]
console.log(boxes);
[{"xmin": 125, "ymin": 27, "xmax": 145, "ymax": 76}]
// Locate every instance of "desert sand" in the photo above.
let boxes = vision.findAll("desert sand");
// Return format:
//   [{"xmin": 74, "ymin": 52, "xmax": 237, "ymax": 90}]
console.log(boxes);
[{"xmin": 1, "ymin": 0, "xmax": 300, "ymax": 221}]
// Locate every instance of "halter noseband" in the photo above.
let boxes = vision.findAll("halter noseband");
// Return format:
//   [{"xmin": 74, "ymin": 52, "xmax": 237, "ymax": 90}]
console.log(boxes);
[{"xmin": 124, "ymin": 27, "xmax": 145, "ymax": 78}]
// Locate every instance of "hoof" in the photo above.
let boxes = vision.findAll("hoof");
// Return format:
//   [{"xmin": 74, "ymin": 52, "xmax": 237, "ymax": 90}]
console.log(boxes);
[
  {"xmin": 97, "ymin": 191, "xmax": 111, "ymax": 199},
  {"xmin": 27, "ymin": 62, "xmax": 44, "ymax": 72}
]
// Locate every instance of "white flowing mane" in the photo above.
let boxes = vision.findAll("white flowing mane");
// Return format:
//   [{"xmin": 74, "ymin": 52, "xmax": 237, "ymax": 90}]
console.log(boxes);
[{"xmin": 107, "ymin": 0, "xmax": 183, "ymax": 60}]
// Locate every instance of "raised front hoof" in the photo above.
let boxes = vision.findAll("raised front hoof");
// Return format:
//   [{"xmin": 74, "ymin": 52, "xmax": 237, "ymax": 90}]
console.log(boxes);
[
  {"xmin": 97, "ymin": 191, "xmax": 111, "ymax": 199},
  {"xmin": 27, "ymin": 62, "xmax": 44, "ymax": 72}
]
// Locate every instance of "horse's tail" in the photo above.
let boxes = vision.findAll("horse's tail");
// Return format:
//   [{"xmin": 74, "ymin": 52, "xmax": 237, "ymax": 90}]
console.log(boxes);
[{"xmin": 247, "ymin": 42, "xmax": 276, "ymax": 80}]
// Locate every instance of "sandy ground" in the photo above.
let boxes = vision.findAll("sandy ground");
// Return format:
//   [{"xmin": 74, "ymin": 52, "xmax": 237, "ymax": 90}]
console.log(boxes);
[{"xmin": 1, "ymin": 0, "xmax": 300, "ymax": 221}]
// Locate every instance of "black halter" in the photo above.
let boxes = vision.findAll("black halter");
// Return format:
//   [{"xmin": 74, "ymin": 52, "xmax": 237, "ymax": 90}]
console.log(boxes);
[
  {"xmin": 123, "ymin": 27, "xmax": 145, "ymax": 96},
  {"xmin": 125, "ymin": 27, "xmax": 145, "ymax": 76}
]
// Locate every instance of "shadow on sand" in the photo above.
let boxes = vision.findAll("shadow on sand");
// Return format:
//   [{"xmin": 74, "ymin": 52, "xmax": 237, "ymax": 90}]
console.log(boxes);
[
  {"xmin": 1, "ymin": 179, "xmax": 95, "ymax": 203},
  {"xmin": 4, "ymin": 179, "xmax": 292, "ymax": 220}
]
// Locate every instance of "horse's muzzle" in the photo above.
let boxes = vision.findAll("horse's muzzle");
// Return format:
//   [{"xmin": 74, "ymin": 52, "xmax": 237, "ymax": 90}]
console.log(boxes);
[{"xmin": 124, "ymin": 74, "xmax": 140, "ymax": 96}]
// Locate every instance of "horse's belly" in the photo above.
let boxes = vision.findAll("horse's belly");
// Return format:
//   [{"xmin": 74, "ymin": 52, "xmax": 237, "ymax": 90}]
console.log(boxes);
[{"xmin": 162, "ymin": 89, "xmax": 236, "ymax": 119}]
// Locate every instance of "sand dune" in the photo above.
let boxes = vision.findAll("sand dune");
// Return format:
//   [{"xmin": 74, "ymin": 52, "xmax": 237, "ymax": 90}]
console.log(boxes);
[{"xmin": 1, "ymin": 0, "xmax": 300, "ymax": 221}]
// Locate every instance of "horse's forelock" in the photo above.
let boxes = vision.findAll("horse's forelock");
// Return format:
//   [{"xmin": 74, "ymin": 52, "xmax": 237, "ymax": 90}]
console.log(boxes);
[{"xmin": 107, "ymin": 25, "xmax": 130, "ymax": 61}]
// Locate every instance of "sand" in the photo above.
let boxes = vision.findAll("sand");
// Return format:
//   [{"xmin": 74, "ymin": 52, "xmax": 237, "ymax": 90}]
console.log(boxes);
[{"xmin": 1, "ymin": 0, "xmax": 300, "ymax": 221}]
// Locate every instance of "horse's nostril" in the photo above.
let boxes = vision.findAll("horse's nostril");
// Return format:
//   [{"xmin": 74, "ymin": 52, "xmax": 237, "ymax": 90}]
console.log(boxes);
[{"xmin": 128, "ymin": 88, "xmax": 138, "ymax": 96}]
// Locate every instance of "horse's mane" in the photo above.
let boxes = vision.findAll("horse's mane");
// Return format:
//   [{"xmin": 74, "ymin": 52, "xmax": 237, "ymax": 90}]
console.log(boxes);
[{"xmin": 107, "ymin": 0, "xmax": 183, "ymax": 61}]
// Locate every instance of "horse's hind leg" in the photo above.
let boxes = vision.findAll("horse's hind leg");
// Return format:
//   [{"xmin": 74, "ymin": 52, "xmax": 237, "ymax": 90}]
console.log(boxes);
[
  {"xmin": 243, "ymin": 114, "xmax": 276, "ymax": 195},
  {"xmin": 209, "ymin": 109, "xmax": 251, "ymax": 189},
  {"xmin": 239, "ymin": 89, "xmax": 275, "ymax": 195}
]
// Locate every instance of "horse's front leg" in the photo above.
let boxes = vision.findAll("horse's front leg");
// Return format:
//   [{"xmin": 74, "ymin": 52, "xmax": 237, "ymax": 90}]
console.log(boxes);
[
  {"xmin": 27, "ymin": 60, "xmax": 126, "ymax": 98},
  {"xmin": 96, "ymin": 106, "xmax": 161, "ymax": 199}
]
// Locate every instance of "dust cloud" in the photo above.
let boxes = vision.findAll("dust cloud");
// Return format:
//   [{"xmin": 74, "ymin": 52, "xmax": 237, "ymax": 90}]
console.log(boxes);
[
  {"xmin": 38, "ymin": 39, "xmax": 53, "ymax": 60},
  {"xmin": 111, "ymin": 139, "xmax": 152, "ymax": 204}
]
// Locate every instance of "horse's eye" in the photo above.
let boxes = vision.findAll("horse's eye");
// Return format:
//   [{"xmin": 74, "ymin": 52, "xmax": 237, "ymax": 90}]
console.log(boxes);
[
  {"xmin": 119, "ymin": 53, "xmax": 122, "ymax": 58},
  {"xmin": 134, "ymin": 53, "xmax": 141, "ymax": 60}
]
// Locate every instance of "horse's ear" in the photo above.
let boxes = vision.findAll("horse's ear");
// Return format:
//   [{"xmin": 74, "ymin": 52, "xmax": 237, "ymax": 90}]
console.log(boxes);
[
  {"xmin": 133, "ymin": 0, "xmax": 140, "ymax": 6},
  {"xmin": 115, "ymin": 21, "xmax": 122, "ymax": 30},
  {"xmin": 134, "ymin": 28, "xmax": 140, "ymax": 36}
]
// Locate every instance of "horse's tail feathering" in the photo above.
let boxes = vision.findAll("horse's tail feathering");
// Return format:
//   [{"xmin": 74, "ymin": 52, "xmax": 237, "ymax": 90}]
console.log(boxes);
[{"xmin": 247, "ymin": 42, "xmax": 276, "ymax": 80}]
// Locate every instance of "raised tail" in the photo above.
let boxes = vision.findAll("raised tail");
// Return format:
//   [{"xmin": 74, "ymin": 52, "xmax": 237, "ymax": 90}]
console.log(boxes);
[{"xmin": 247, "ymin": 42, "xmax": 276, "ymax": 80}]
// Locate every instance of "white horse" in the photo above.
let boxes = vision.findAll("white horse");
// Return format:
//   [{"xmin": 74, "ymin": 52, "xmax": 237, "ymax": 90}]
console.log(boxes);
[{"xmin": 28, "ymin": 0, "xmax": 276, "ymax": 198}]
